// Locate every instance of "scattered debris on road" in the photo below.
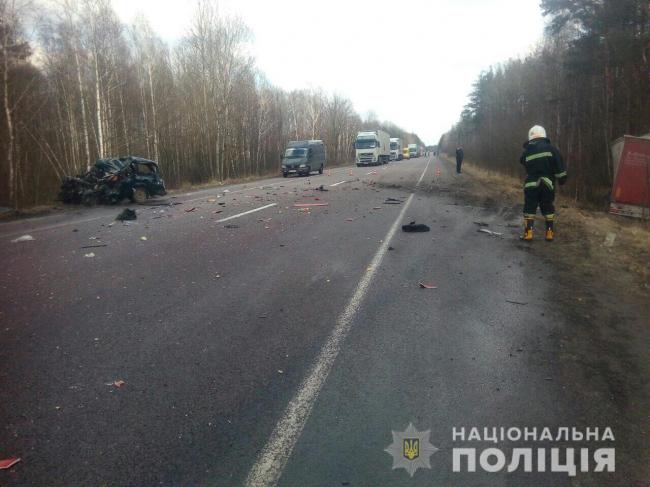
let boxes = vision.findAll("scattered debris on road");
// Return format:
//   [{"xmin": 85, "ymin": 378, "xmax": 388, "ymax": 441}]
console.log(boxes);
[
  {"xmin": 112, "ymin": 380, "xmax": 126, "ymax": 388},
  {"xmin": 0, "ymin": 457, "xmax": 21, "ymax": 470},
  {"xmin": 140, "ymin": 236, "xmax": 148, "ymax": 241},
  {"xmin": 473, "ymin": 221, "xmax": 490, "ymax": 227},
  {"xmin": 116, "ymin": 208, "xmax": 137, "ymax": 221},
  {"xmin": 506, "ymin": 300, "xmax": 528, "ymax": 306},
  {"xmin": 224, "ymin": 224, "xmax": 240, "ymax": 229},
  {"xmin": 293, "ymin": 203, "xmax": 329, "ymax": 208},
  {"xmin": 478, "ymin": 228, "xmax": 503, "ymax": 237},
  {"xmin": 383, "ymin": 197, "xmax": 403, "ymax": 205},
  {"xmin": 185, "ymin": 207, "xmax": 198, "ymax": 213},
  {"xmin": 402, "ymin": 222, "xmax": 431, "ymax": 233},
  {"xmin": 11, "ymin": 235, "xmax": 35, "ymax": 243},
  {"xmin": 315, "ymin": 185, "xmax": 329, "ymax": 192},
  {"xmin": 82, "ymin": 244, "xmax": 108, "ymax": 249},
  {"xmin": 148, "ymin": 201, "xmax": 181, "ymax": 207},
  {"xmin": 419, "ymin": 282, "xmax": 438, "ymax": 289},
  {"xmin": 84, "ymin": 252, "xmax": 96, "ymax": 258}
]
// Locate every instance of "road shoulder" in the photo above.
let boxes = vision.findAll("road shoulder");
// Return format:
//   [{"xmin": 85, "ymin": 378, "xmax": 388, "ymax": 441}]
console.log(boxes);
[{"xmin": 431, "ymin": 157, "xmax": 650, "ymax": 484}]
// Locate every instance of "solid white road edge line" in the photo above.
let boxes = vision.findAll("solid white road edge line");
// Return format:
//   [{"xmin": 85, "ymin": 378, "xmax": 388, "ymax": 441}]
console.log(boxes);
[
  {"xmin": 329, "ymin": 181, "xmax": 348, "ymax": 187},
  {"xmin": 243, "ymin": 161, "xmax": 430, "ymax": 487},
  {"xmin": 216, "ymin": 203, "xmax": 277, "ymax": 223}
]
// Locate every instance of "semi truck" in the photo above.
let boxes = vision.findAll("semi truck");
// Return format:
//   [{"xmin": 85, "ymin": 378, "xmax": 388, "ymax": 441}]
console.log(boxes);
[
  {"xmin": 355, "ymin": 130, "xmax": 391, "ymax": 166},
  {"xmin": 408, "ymin": 143, "xmax": 419, "ymax": 159},
  {"xmin": 390, "ymin": 138, "xmax": 403, "ymax": 161}
]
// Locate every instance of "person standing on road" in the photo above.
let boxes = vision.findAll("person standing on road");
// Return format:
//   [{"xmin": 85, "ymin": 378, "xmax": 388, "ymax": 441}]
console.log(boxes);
[
  {"xmin": 455, "ymin": 147, "xmax": 464, "ymax": 174},
  {"xmin": 520, "ymin": 125, "xmax": 567, "ymax": 242}
]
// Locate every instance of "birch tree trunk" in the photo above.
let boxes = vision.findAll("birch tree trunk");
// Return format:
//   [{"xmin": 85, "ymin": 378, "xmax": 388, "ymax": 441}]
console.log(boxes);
[
  {"xmin": 147, "ymin": 63, "xmax": 159, "ymax": 161},
  {"xmin": 2, "ymin": 23, "xmax": 15, "ymax": 207}
]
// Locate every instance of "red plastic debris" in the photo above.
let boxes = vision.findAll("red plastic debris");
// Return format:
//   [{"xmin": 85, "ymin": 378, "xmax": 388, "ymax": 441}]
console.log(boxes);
[{"xmin": 0, "ymin": 458, "xmax": 21, "ymax": 470}]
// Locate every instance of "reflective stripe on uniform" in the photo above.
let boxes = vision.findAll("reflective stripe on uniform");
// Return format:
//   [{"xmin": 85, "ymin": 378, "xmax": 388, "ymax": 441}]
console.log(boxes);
[
  {"xmin": 554, "ymin": 171, "xmax": 567, "ymax": 178},
  {"xmin": 524, "ymin": 180, "xmax": 539, "ymax": 189},
  {"xmin": 541, "ymin": 177, "xmax": 554, "ymax": 190},
  {"xmin": 545, "ymin": 214, "xmax": 555, "ymax": 220},
  {"xmin": 525, "ymin": 152, "xmax": 553, "ymax": 162},
  {"xmin": 524, "ymin": 214, "xmax": 536, "ymax": 218}
]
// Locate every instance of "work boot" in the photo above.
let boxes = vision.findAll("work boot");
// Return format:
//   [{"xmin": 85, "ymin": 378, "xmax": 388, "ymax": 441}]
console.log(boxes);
[
  {"xmin": 545, "ymin": 219, "xmax": 554, "ymax": 242},
  {"xmin": 522, "ymin": 218, "xmax": 534, "ymax": 241}
]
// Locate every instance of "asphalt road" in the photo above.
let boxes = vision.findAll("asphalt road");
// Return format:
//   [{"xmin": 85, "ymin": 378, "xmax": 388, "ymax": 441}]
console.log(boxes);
[{"xmin": 0, "ymin": 157, "xmax": 643, "ymax": 486}]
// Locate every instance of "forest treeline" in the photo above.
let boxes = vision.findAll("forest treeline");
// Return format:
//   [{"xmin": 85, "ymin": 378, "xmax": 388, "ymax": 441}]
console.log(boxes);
[
  {"xmin": 440, "ymin": 0, "xmax": 650, "ymax": 205},
  {"xmin": 0, "ymin": 0, "xmax": 423, "ymax": 209}
]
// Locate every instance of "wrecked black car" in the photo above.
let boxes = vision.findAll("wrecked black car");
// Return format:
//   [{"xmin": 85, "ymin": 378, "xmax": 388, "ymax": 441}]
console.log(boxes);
[{"xmin": 59, "ymin": 156, "xmax": 166, "ymax": 205}]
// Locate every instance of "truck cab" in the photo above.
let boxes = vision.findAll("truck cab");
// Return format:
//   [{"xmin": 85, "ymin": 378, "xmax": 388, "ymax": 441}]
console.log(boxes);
[
  {"xmin": 355, "ymin": 130, "xmax": 390, "ymax": 166},
  {"xmin": 408, "ymin": 144, "xmax": 419, "ymax": 159},
  {"xmin": 390, "ymin": 138, "xmax": 403, "ymax": 161}
]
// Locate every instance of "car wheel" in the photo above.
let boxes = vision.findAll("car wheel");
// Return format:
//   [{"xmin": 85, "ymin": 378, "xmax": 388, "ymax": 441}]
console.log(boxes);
[{"xmin": 132, "ymin": 187, "xmax": 147, "ymax": 204}]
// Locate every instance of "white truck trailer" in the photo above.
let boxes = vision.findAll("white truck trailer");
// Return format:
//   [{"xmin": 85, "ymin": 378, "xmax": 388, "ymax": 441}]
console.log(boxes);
[
  {"xmin": 390, "ymin": 138, "xmax": 403, "ymax": 161},
  {"xmin": 355, "ymin": 130, "xmax": 391, "ymax": 166}
]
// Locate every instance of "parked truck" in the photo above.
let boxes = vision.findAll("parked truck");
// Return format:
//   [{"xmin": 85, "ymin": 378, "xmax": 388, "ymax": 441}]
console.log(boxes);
[
  {"xmin": 355, "ymin": 130, "xmax": 391, "ymax": 166},
  {"xmin": 408, "ymin": 143, "xmax": 419, "ymax": 159},
  {"xmin": 390, "ymin": 138, "xmax": 403, "ymax": 161}
]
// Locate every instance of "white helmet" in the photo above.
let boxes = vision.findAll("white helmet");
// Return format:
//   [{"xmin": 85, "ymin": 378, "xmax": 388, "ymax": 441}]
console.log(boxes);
[{"xmin": 528, "ymin": 125, "xmax": 547, "ymax": 141}]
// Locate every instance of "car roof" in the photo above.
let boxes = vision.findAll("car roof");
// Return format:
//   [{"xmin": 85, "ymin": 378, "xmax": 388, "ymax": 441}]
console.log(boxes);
[{"xmin": 287, "ymin": 140, "xmax": 324, "ymax": 147}]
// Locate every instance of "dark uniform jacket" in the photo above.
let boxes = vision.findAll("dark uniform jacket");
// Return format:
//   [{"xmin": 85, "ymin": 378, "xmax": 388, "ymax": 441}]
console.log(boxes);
[{"xmin": 520, "ymin": 138, "xmax": 567, "ymax": 190}]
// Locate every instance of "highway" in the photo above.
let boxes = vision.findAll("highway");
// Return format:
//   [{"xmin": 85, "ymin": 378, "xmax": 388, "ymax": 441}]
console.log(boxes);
[{"xmin": 0, "ymin": 156, "xmax": 643, "ymax": 486}]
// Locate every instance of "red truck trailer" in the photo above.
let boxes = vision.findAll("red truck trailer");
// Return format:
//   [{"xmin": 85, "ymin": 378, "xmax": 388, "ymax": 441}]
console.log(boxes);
[{"xmin": 609, "ymin": 135, "xmax": 650, "ymax": 219}]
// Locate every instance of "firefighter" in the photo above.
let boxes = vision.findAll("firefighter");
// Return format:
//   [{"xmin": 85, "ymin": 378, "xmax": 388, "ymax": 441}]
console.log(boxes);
[{"xmin": 520, "ymin": 126, "xmax": 567, "ymax": 241}]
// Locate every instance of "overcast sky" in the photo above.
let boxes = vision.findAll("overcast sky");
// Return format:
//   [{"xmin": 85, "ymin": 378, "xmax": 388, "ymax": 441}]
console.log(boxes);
[{"xmin": 111, "ymin": 0, "xmax": 546, "ymax": 145}]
